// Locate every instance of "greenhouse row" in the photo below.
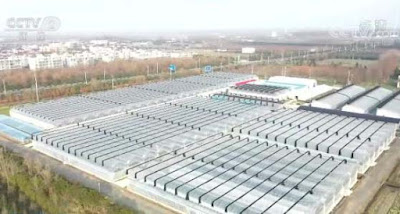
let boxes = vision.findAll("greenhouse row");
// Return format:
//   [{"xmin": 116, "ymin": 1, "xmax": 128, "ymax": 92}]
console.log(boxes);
[
  {"xmin": 311, "ymin": 85, "xmax": 366, "ymax": 109},
  {"xmin": 231, "ymin": 108, "xmax": 397, "ymax": 172},
  {"xmin": 30, "ymin": 94, "xmax": 394, "ymax": 214},
  {"xmin": 33, "ymin": 97, "xmax": 277, "ymax": 181},
  {"xmin": 11, "ymin": 72, "xmax": 257, "ymax": 128},
  {"xmin": 341, "ymin": 87, "xmax": 393, "ymax": 114},
  {"xmin": 377, "ymin": 91, "xmax": 400, "ymax": 119},
  {"xmin": 21, "ymin": 74, "xmax": 400, "ymax": 214},
  {"xmin": 127, "ymin": 134, "xmax": 357, "ymax": 214},
  {"xmin": 310, "ymin": 84, "xmax": 400, "ymax": 118}
]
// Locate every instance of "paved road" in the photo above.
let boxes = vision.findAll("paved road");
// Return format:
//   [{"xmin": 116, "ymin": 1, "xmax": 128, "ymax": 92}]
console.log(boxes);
[{"xmin": 0, "ymin": 140, "xmax": 175, "ymax": 214}]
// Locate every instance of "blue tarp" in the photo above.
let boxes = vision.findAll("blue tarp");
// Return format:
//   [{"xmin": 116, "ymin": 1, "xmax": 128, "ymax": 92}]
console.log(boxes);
[
  {"xmin": 0, "ymin": 115, "xmax": 42, "ymax": 142},
  {"xmin": 262, "ymin": 80, "xmax": 306, "ymax": 90}
]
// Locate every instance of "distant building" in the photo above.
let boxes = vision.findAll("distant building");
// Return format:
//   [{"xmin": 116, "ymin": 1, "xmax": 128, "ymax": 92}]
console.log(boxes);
[
  {"xmin": 90, "ymin": 40, "xmax": 109, "ymax": 45},
  {"xmin": 375, "ymin": 19, "xmax": 387, "ymax": 32},
  {"xmin": 64, "ymin": 52, "xmax": 96, "ymax": 67},
  {"xmin": 242, "ymin": 47, "xmax": 255, "ymax": 54},
  {"xmin": 28, "ymin": 54, "xmax": 64, "ymax": 71},
  {"xmin": 0, "ymin": 56, "xmax": 28, "ymax": 71},
  {"xmin": 359, "ymin": 20, "xmax": 375, "ymax": 37},
  {"xmin": 2, "ymin": 40, "xmax": 198, "ymax": 71}
]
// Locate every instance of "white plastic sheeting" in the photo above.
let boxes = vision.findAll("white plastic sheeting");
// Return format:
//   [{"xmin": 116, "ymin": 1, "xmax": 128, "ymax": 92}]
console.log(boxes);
[
  {"xmin": 12, "ymin": 72, "xmax": 257, "ymax": 127},
  {"xmin": 377, "ymin": 93, "xmax": 400, "ymax": 119},
  {"xmin": 30, "ymin": 94, "xmax": 398, "ymax": 214},
  {"xmin": 311, "ymin": 85, "xmax": 366, "ymax": 109},
  {"xmin": 342, "ymin": 87, "xmax": 393, "ymax": 114},
  {"xmin": 231, "ymin": 108, "xmax": 398, "ymax": 173},
  {"xmin": 290, "ymin": 85, "xmax": 334, "ymax": 102},
  {"xmin": 128, "ymin": 134, "xmax": 358, "ymax": 214},
  {"xmin": 32, "ymin": 97, "xmax": 278, "ymax": 181}
]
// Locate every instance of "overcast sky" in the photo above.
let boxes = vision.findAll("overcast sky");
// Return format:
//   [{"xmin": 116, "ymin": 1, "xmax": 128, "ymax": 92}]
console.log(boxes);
[{"xmin": 0, "ymin": 0, "xmax": 399, "ymax": 33}]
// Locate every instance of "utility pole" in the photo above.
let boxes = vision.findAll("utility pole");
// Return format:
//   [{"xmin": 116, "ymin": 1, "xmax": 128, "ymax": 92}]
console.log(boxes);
[
  {"xmin": 156, "ymin": 62, "xmax": 159, "ymax": 74},
  {"xmin": 267, "ymin": 56, "xmax": 270, "ymax": 65},
  {"xmin": 103, "ymin": 68, "xmax": 106, "ymax": 81},
  {"xmin": 397, "ymin": 75, "xmax": 400, "ymax": 89},
  {"xmin": 347, "ymin": 70, "xmax": 351, "ymax": 85},
  {"xmin": 2, "ymin": 79, "xmax": 6, "ymax": 95},
  {"xmin": 33, "ymin": 70, "xmax": 39, "ymax": 102},
  {"xmin": 84, "ymin": 71, "xmax": 88, "ymax": 85},
  {"xmin": 198, "ymin": 58, "xmax": 201, "ymax": 69},
  {"xmin": 111, "ymin": 75, "xmax": 115, "ymax": 88}
]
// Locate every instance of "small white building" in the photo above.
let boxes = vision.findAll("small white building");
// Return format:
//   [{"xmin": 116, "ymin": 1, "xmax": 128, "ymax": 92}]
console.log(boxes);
[
  {"xmin": 242, "ymin": 47, "xmax": 255, "ymax": 54},
  {"xmin": 268, "ymin": 76, "xmax": 317, "ymax": 89},
  {"xmin": 290, "ymin": 85, "xmax": 334, "ymax": 101}
]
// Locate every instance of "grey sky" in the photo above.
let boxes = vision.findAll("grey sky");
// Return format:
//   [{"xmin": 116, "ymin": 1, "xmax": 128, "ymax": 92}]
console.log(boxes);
[{"xmin": 0, "ymin": 0, "xmax": 399, "ymax": 32}]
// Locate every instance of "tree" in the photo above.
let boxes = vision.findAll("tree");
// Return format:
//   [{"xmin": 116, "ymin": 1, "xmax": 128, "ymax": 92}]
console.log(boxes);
[{"xmin": 394, "ymin": 66, "xmax": 400, "ymax": 78}]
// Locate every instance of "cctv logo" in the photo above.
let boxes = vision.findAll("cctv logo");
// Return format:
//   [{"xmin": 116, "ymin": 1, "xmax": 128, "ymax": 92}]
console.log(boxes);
[{"xmin": 6, "ymin": 16, "xmax": 61, "ymax": 31}]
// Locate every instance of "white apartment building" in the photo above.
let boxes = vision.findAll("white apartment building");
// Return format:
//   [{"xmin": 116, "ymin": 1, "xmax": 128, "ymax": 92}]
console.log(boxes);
[
  {"xmin": 63, "ymin": 52, "xmax": 97, "ymax": 67},
  {"xmin": 28, "ymin": 54, "xmax": 64, "ymax": 71},
  {"xmin": 90, "ymin": 40, "xmax": 109, "ymax": 45},
  {"xmin": 0, "ymin": 56, "xmax": 28, "ymax": 71},
  {"xmin": 2, "ymin": 41, "xmax": 197, "ymax": 71}
]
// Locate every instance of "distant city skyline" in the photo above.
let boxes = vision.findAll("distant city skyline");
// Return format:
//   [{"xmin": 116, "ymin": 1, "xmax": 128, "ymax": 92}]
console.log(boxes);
[{"xmin": 0, "ymin": 0, "xmax": 399, "ymax": 33}]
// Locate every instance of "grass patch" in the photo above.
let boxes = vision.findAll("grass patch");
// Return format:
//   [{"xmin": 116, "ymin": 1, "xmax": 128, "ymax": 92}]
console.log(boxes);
[
  {"xmin": 0, "ymin": 147, "xmax": 135, "ymax": 214},
  {"xmin": 0, "ymin": 106, "xmax": 10, "ymax": 116}
]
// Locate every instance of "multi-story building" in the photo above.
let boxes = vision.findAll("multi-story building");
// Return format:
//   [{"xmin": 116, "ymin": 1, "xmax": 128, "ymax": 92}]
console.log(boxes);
[
  {"xmin": 375, "ymin": 19, "xmax": 388, "ymax": 33},
  {"xmin": 359, "ymin": 20, "xmax": 375, "ymax": 36},
  {"xmin": 28, "ymin": 54, "xmax": 64, "ymax": 71},
  {"xmin": 3, "ymin": 40, "xmax": 198, "ymax": 71},
  {"xmin": 63, "ymin": 52, "xmax": 97, "ymax": 67},
  {"xmin": 0, "ymin": 56, "xmax": 28, "ymax": 71}
]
